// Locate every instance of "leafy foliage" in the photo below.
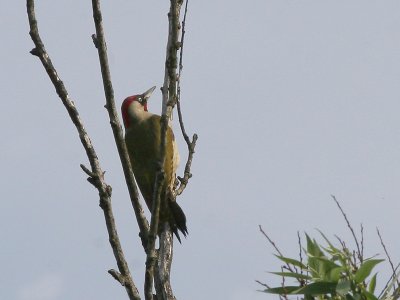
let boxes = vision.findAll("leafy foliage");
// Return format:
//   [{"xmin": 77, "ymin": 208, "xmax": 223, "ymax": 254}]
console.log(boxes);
[{"xmin": 261, "ymin": 232, "xmax": 399, "ymax": 300}]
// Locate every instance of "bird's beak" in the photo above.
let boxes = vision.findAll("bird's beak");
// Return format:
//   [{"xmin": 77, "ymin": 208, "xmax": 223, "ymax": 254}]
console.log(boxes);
[{"xmin": 142, "ymin": 86, "xmax": 156, "ymax": 100}]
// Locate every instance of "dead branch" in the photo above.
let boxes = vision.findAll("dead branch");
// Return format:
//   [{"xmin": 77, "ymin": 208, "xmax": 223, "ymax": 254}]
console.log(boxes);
[
  {"xmin": 155, "ymin": 227, "xmax": 175, "ymax": 300},
  {"xmin": 144, "ymin": 170, "xmax": 165, "ymax": 300},
  {"xmin": 26, "ymin": 1, "xmax": 140, "ymax": 299},
  {"xmin": 91, "ymin": 0, "xmax": 150, "ymax": 247},
  {"xmin": 144, "ymin": 0, "xmax": 186, "ymax": 299},
  {"xmin": 175, "ymin": 0, "xmax": 197, "ymax": 197}
]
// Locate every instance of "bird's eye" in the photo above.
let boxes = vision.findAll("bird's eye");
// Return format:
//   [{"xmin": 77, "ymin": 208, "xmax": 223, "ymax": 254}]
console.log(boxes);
[{"xmin": 137, "ymin": 97, "xmax": 143, "ymax": 103}]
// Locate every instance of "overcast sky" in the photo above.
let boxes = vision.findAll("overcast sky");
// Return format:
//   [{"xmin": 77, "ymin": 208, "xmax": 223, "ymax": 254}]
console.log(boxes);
[{"xmin": 2, "ymin": 1, "xmax": 400, "ymax": 299}]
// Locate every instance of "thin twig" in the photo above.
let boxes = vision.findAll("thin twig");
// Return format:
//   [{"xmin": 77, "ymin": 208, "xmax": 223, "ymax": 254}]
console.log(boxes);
[
  {"xmin": 175, "ymin": 102, "xmax": 197, "ymax": 197},
  {"xmin": 360, "ymin": 224, "xmax": 364, "ymax": 260},
  {"xmin": 377, "ymin": 228, "xmax": 400, "ymax": 288},
  {"xmin": 177, "ymin": 0, "xmax": 189, "ymax": 82},
  {"xmin": 174, "ymin": 133, "xmax": 197, "ymax": 196},
  {"xmin": 259, "ymin": 225, "xmax": 298, "ymax": 275},
  {"xmin": 175, "ymin": 0, "xmax": 197, "ymax": 197},
  {"xmin": 297, "ymin": 231, "xmax": 305, "ymax": 284},
  {"xmin": 297, "ymin": 231, "xmax": 303, "ymax": 267},
  {"xmin": 336, "ymin": 236, "xmax": 358, "ymax": 271},
  {"xmin": 26, "ymin": 1, "xmax": 140, "ymax": 299},
  {"xmin": 91, "ymin": 0, "xmax": 150, "ymax": 246},
  {"xmin": 259, "ymin": 225, "xmax": 284, "ymax": 257},
  {"xmin": 331, "ymin": 195, "xmax": 362, "ymax": 262},
  {"xmin": 280, "ymin": 267, "xmax": 289, "ymax": 300},
  {"xmin": 255, "ymin": 280, "xmax": 270, "ymax": 289},
  {"xmin": 281, "ymin": 266, "xmax": 286, "ymax": 290},
  {"xmin": 379, "ymin": 263, "xmax": 400, "ymax": 299}
]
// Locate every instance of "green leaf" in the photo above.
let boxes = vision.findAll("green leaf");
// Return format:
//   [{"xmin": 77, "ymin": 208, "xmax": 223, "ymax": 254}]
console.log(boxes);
[
  {"xmin": 322, "ymin": 246, "xmax": 342, "ymax": 259},
  {"xmin": 354, "ymin": 259, "xmax": 384, "ymax": 283},
  {"xmin": 306, "ymin": 234, "xmax": 324, "ymax": 257},
  {"xmin": 270, "ymin": 272, "xmax": 312, "ymax": 280},
  {"xmin": 364, "ymin": 290, "xmax": 378, "ymax": 300},
  {"xmin": 274, "ymin": 255, "xmax": 307, "ymax": 269},
  {"xmin": 308, "ymin": 256, "xmax": 341, "ymax": 280},
  {"xmin": 293, "ymin": 281, "xmax": 337, "ymax": 295},
  {"xmin": 263, "ymin": 286, "xmax": 301, "ymax": 294},
  {"xmin": 316, "ymin": 229, "xmax": 339, "ymax": 252},
  {"xmin": 310, "ymin": 256, "xmax": 341, "ymax": 270},
  {"xmin": 336, "ymin": 278, "xmax": 351, "ymax": 296},
  {"xmin": 368, "ymin": 273, "xmax": 377, "ymax": 294},
  {"xmin": 328, "ymin": 266, "xmax": 345, "ymax": 282},
  {"xmin": 308, "ymin": 256, "xmax": 322, "ymax": 278}
]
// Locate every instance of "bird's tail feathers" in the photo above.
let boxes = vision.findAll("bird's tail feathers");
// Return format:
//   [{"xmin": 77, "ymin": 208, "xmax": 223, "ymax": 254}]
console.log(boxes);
[{"xmin": 168, "ymin": 200, "xmax": 188, "ymax": 243}]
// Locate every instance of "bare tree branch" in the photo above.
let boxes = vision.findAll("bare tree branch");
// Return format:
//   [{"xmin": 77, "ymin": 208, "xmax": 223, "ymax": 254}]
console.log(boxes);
[
  {"xmin": 175, "ymin": 0, "xmax": 197, "ymax": 197},
  {"xmin": 91, "ymin": 0, "xmax": 150, "ymax": 246},
  {"xmin": 360, "ymin": 223, "xmax": 364, "ymax": 260},
  {"xmin": 259, "ymin": 225, "xmax": 284, "ymax": 257},
  {"xmin": 379, "ymin": 263, "xmax": 400, "ymax": 299},
  {"xmin": 297, "ymin": 231, "xmax": 305, "ymax": 284},
  {"xmin": 144, "ymin": 171, "xmax": 165, "ymax": 300},
  {"xmin": 331, "ymin": 195, "xmax": 363, "ymax": 262},
  {"xmin": 155, "ymin": 227, "xmax": 176, "ymax": 300},
  {"xmin": 377, "ymin": 228, "xmax": 400, "ymax": 288},
  {"xmin": 255, "ymin": 280, "xmax": 270, "ymax": 289},
  {"xmin": 259, "ymin": 225, "xmax": 299, "ymax": 277},
  {"xmin": 143, "ymin": 0, "xmax": 186, "ymax": 298},
  {"xmin": 161, "ymin": 0, "xmax": 182, "ymax": 116},
  {"xmin": 26, "ymin": 1, "xmax": 140, "ymax": 299}
]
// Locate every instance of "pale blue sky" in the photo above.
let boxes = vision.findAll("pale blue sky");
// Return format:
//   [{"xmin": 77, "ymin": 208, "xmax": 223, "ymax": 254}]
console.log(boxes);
[{"xmin": 2, "ymin": 1, "xmax": 400, "ymax": 299}]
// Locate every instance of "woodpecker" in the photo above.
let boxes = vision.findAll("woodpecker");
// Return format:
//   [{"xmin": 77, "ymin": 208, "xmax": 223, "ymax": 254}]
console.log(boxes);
[{"xmin": 121, "ymin": 86, "xmax": 187, "ymax": 242}]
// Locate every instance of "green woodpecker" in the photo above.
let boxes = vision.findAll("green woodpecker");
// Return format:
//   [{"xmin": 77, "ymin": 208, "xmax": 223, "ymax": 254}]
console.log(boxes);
[{"xmin": 121, "ymin": 86, "xmax": 187, "ymax": 242}]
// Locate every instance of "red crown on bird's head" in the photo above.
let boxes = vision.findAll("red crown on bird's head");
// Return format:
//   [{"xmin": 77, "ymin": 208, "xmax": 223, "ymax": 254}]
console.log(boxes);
[{"xmin": 121, "ymin": 86, "xmax": 156, "ymax": 128}]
